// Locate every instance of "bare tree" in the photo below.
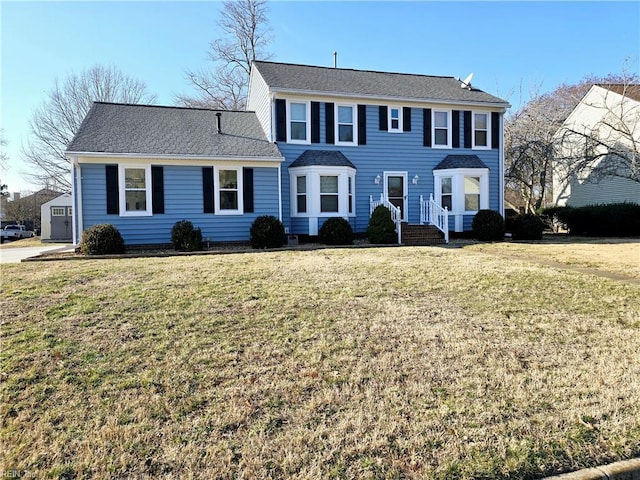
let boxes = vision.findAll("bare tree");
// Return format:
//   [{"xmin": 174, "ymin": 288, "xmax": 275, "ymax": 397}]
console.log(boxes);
[
  {"xmin": 176, "ymin": 0, "xmax": 272, "ymax": 110},
  {"xmin": 0, "ymin": 131, "xmax": 9, "ymax": 197},
  {"xmin": 22, "ymin": 65, "xmax": 157, "ymax": 190},
  {"xmin": 504, "ymin": 72, "xmax": 638, "ymax": 212}
]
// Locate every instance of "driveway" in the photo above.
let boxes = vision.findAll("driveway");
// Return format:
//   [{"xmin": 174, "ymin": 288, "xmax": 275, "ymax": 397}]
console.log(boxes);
[{"xmin": 0, "ymin": 245, "xmax": 74, "ymax": 264}]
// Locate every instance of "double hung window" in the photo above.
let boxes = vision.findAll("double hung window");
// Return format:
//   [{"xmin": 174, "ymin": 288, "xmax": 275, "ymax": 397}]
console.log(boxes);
[
  {"xmin": 433, "ymin": 110, "xmax": 451, "ymax": 147},
  {"xmin": 337, "ymin": 105, "xmax": 356, "ymax": 144},
  {"xmin": 119, "ymin": 165, "xmax": 152, "ymax": 216},
  {"xmin": 473, "ymin": 113, "xmax": 489, "ymax": 148},
  {"xmin": 288, "ymin": 101, "xmax": 309, "ymax": 143}
]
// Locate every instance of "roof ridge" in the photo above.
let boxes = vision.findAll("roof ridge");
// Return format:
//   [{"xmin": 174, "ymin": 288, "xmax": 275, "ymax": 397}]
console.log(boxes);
[
  {"xmin": 254, "ymin": 60, "xmax": 455, "ymax": 80},
  {"xmin": 92, "ymin": 101, "xmax": 254, "ymax": 113}
]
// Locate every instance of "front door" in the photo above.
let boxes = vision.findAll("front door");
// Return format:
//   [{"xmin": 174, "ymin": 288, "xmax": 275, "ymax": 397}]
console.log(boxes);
[{"xmin": 384, "ymin": 172, "xmax": 407, "ymax": 221}]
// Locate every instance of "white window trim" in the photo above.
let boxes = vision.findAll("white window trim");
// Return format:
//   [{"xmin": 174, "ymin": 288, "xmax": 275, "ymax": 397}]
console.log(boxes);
[
  {"xmin": 293, "ymin": 174, "xmax": 308, "ymax": 215},
  {"xmin": 432, "ymin": 109, "xmax": 452, "ymax": 149},
  {"xmin": 287, "ymin": 100, "xmax": 311, "ymax": 145},
  {"xmin": 335, "ymin": 103, "xmax": 358, "ymax": 146},
  {"xmin": 433, "ymin": 168, "xmax": 489, "ymax": 215},
  {"xmin": 472, "ymin": 112, "xmax": 491, "ymax": 150},
  {"xmin": 388, "ymin": 106, "xmax": 403, "ymax": 133},
  {"xmin": 118, "ymin": 164, "xmax": 152, "ymax": 217},
  {"xmin": 214, "ymin": 166, "xmax": 244, "ymax": 215},
  {"xmin": 289, "ymin": 166, "xmax": 356, "ymax": 218},
  {"xmin": 52, "ymin": 207, "xmax": 66, "ymax": 216}
]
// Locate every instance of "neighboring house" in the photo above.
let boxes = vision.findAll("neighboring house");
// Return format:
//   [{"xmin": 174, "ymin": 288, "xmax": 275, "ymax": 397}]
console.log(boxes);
[
  {"xmin": 67, "ymin": 61, "xmax": 510, "ymax": 246},
  {"xmin": 41, "ymin": 193, "xmax": 73, "ymax": 242},
  {"xmin": 553, "ymin": 84, "xmax": 640, "ymax": 207}
]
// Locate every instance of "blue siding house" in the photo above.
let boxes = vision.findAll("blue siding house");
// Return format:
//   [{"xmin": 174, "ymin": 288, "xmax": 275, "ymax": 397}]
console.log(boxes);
[{"xmin": 68, "ymin": 61, "xmax": 510, "ymax": 246}]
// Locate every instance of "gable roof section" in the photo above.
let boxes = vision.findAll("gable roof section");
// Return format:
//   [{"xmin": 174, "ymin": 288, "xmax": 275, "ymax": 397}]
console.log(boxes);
[
  {"xmin": 67, "ymin": 102, "xmax": 282, "ymax": 159},
  {"xmin": 288, "ymin": 150, "xmax": 356, "ymax": 169},
  {"xmin": 434, "ymin": 155, "xmax": 488, "ymax": 170},
  {"xmin": 598, "ymin": 84, "xmax": 640, "ymax": 103},
  {"xmin": 253, "ymin": 61, "xmax": 510, "ymax": 107}
]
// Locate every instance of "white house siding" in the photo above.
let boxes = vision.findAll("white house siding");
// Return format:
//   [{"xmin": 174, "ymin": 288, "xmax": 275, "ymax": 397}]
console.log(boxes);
[{"xmin": 247, "ymin": 68, "xmax": 272, "ymax": 141}]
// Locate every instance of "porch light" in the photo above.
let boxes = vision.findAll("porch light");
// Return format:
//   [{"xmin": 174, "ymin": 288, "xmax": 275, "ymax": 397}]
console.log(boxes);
[
  {"xmin": 374, "ymin": 175, "xmax": 381, "ymax": 185},
  {"xmin": 412, "ymin": 175, "xmax": 419, "ymax": 185}
]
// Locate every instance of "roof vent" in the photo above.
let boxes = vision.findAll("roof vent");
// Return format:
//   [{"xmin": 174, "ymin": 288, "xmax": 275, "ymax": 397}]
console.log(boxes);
[{"xmin": 216, "ymin": 112, "xmax": 222, "ymax": 134}]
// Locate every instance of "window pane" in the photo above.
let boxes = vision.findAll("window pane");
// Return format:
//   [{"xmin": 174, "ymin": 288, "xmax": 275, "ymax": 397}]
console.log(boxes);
[
  {"xmin": 441, "ymin": 177, "xmax": 452, "ymax": 194},
  {"xmin": 125, "ymin": 168, "xmax": 146, "ymax": 189},
  {"xmin": 391, "ymin": 119, "xmax": 399, "ymax": 130},
  {"xmin": 441, "ymin": 194, "xmax": 452, "ymax": 210},
  {"xmin": 320, "ymin": 176, "xmax": 338, "ymax": 193},
  {"xmin": 435, "ymin": 128, "xmax": 448, "ymax": 145},
  {"xmin": 296, "ymin": 176, "xmax": 306, "ymax": 194},
  {"xmin": 474, "ymin": 113, "xmax": 487, "ymax": 130},
  {"xmin": 387, "ymin": 176, "xmax": 403, "ymax": 196},
  {"xmin": 338, "ymin": 106, "xmax": 353, "ymax": 124},
  {"xmin": 297, "ymin": 195, "xmax": 307, "ymax": 213},
  {"xmin": 339, "ymin": 125, "xmax": 353, "ymax": 142},
  {"xmin": 465, "ymin": 176, "xmax": 480, "ymax": 194},
  {"xmin": 475, "ymin": 130, "xmax": 487, "ymax": 146},
  {"xmin": 290, "ymin": 103, "xmax": 306, "ymax": 121},
  {"xmin": 219, "ymin": 170, "xmax": 238, "ymax": 189},
  {"xmin": 291, "ymin": 121, "xmax": 306, "ymax": 140},
  {"xmin": 52, "ymin": 207, "xmax": 65, "ymax": 216},
  {"xmin": 220, "ymin": 191, "xmax": 238, "ymax": 210},
  {"xmin": 465, "ymin": 194, "xmax": 480, "ymax": 211},
  {"xmin": 434, "ymin": 111, "xmax": 448, "ymax": 128},
  {"xmin": 320, "ymin": 195, "xmax": 339, "ymax": 212},
  {"xmin": 125, "ymin": 191, "xmax": 147, "ymax": 211},
  {"xmin": 390, "ymin": 108, "xmax": 400, "ymax": 119}
]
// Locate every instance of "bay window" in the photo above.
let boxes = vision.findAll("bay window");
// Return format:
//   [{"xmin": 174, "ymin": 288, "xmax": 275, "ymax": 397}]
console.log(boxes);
[
  {"xmin": 290, "ymin": 167, "xmax": 356, "ymax": 218},
  {"xmin": 320, "ymin": 175, "xmax": 339, "ymax": 212}
]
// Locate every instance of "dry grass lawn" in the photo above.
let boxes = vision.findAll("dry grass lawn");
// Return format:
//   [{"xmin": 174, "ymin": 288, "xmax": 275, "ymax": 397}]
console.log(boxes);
[{"xmin": 1, "ymin": 242, "xmax": 639, "ymax": 479}]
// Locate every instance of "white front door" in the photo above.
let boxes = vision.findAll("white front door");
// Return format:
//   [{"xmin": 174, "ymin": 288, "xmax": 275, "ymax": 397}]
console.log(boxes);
[{"xmin": 384, "ymin": 172, "xmax": 408, "ymax": 221}]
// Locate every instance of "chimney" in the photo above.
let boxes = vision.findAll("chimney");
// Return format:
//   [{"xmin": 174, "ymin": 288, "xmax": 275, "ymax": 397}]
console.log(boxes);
[
  {"xmin": 216, "ymin": 112, "xmax": 222, "ymax": 134},
  {"xmin": 333, "ymin": 51, "xmax": 337, "ymax": 68}
]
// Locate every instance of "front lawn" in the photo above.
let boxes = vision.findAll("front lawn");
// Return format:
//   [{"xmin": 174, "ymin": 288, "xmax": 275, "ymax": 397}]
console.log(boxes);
[{"xmin": 1, "ymin": 245, "xmax": 639, "ymax": 479}]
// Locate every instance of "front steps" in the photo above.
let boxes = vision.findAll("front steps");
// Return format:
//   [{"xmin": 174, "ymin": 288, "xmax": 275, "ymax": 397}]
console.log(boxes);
[{"xmin": 401, "ymin": 223, "xmax": 446, "ymax": 245}]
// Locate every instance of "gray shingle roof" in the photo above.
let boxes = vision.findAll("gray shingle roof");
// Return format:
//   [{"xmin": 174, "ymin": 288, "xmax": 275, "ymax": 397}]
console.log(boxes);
[
  {"xmin": 254, "ymin": 61, "xmax": 509, "ymax": 107},
  {"xmin": 434, "ymin": 155, "xmax": 489, "ymax": 170},
  {"xmin": 66, "ymin": 102, "xmax": 282, "ymax": 159},
  {"xmin": 288, "ymin": 150, "xmax": 356, "ymax": 169}
]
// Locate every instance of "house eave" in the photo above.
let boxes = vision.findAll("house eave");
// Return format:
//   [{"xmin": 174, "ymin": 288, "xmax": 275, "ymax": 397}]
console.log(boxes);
[
  {"xmin": 270, "ymin": 87, "xmax": 511, "ymax": 110},
  {"xmin": 65, "ymin": 151, "xmax": 284, "ymax": 163}
]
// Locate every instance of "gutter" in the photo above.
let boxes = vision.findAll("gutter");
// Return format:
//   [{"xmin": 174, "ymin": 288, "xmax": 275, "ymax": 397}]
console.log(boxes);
[{"xmin": 65, "ymin": 152, "xmax": 284, "ymax": 163}]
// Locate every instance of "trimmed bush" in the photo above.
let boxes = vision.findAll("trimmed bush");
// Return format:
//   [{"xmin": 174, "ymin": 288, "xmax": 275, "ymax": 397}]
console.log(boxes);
[
  {"xmin": 319, "ymin": 217, "xmax": 354, "ymax": 245},
  {"xmin": 541, "ymin": 203, "xmax": 640, "ymax": 236},
  {"xmin": 471, "ymin": 210, "xmax": 504, "ymax": 241},
  {"xmin": 80, "ymin": 224, "xmax": 125, "ymax": 255},
  {"xmin": 512, "ymin": 214, "xmax": 545, "ymax": 240},
  {"xmin": 367, "ymin": 205, "xmax": 397, "ymax": 244},
  {"xmin": 171, "ymin": 220, "xmax": 202, "ymax": 251},
  {"xmin": 250, "ymin": 215, "xmax": 285, "ymax": 249}
]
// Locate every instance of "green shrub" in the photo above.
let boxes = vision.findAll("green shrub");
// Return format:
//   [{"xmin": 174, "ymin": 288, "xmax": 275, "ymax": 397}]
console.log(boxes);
[
  {"xmin": 512, "ymin": 214, "xmax": 545, "ymax": 240},
  {"xmin": 471, "ymin": 210, "xmax": 504, "ymax": 241},
  {"xmin": 319, "ymin": 217, "xmax": 354, "ymax": 245},
  {"xmin": 367, "ymin": 205, "xmax": 397, "ymax": 244},
  {"xmin": 171, "ymin": 220, "xmax": 202, "ymax": 251},
  {"xmin": 250, "ymin": 215, "xmax": 285, "ymax": 249},
  {"xmin": 541, "ymin": 203, "xmax": 640, "ymax": 236},
  {"xmin": 80, "ymin": 224, "xmax": 125, "ymax": 255}
]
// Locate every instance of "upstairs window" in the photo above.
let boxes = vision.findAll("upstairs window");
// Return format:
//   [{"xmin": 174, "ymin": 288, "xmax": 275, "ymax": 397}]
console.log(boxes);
[
  {"xmin": 473, "ymin": 113, "xmax": 490, "ymax": 149},
  {"xmin": 288, "ymin": 101, "xmax": 310, "ymax": 143},
  {"xmin": 433, "ymin": 110, "xmax": 451, "ymax": 147},
  {"xmin": 336, "ymin": 105, "xmax": 356, "ymax": 144},
  {"xmin": 389, "ymin": 107, "xmax": 402, "ymax": 132}
]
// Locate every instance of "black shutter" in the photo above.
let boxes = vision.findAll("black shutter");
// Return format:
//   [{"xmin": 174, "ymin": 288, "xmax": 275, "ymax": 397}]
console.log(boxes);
[
  {"xmin": 402, "ymin": 107, "xmax": 411, "ymax": 132},
  {"xmin": 151, "ymin": 166, "xmax": 164, "ymax": 214},
  {"xmin": 379, "ymin": 106, "xmax": 388, "ymax": 131},
  {"xmin": 452, "ymin": 110, "xmax": 461, "ymax": 148},
  {"xmin": 491, "ymin": 112, "xmax": 500, "ymax": 149},
  {"xmin": 423, "ymin": 109, "xmax": 432, "ymax": 147},
  {"xmin": 202, "ymin": 167, "xmax": 214, "ymax": 213},
  {"xmin": 275, "ymin": 99, "xmax": 286, "ymax": 142},
  {"xmin": 325, "ymin": 102, "xmax": 335, "ymax": 144},
  {"xmin": 464, "ymin": 111, "xmax": 472, "ymax": 149},
  {"xmin": 311, "ymin": 102, "xmax": 320, "ymax": 143},
  {"xmin": 105, "ymin": 165, "xmax": 119, "ymax": 215},
  {"xmin": 243, "ymin": 168, "xmax": 254, "ymax": 213},
  {"xmin": 357, "ymin": 104, "xmax": 367, "ymax": 145}
]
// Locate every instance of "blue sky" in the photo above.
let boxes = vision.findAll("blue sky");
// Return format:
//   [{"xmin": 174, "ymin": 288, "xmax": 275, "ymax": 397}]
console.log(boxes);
[{"xmin": 1, "ymin": 0, "xmax": 638, "ymax": 192}]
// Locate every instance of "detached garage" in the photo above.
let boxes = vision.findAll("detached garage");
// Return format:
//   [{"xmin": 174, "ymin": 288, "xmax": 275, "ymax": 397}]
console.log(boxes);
[{"xmin": 41, "ymin": 193, "xmax": 72, "ymax": 242}]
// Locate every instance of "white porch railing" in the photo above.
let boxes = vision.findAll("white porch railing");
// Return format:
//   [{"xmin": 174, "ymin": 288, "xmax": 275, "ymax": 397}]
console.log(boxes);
[
  {"xmin": 369, "ymin": 194, "xmax": 402, "ymax": 244},
  {"xmin": 420, "ymin": 194, "xmax": 449, "ymax": 243}
]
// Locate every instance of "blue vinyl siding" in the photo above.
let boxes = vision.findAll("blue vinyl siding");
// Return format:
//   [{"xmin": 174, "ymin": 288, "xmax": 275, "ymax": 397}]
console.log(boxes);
[
  {"xmin": 279, "ymin": 104, "xmax": 502, "ymax": 234},
  {"xmin": 80, "ymin": 164, "xmax": 280, "ymax": 245}
]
